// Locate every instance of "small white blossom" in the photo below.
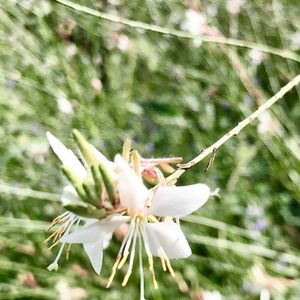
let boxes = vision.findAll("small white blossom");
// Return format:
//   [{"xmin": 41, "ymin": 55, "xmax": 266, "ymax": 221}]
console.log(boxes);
[
  {"xmin": 117, "ymin": 34, "xmax": 132, "ymax": 52},
  {"xmin": 181, "ymin": 9, "xmax": 207, "ymax": 37},
  {"xmin": 46, "ymin": 131, "xmax": 211, "ymax": 299},
  {"xmin": 57, "ymin": 97, "xmax": 73, "ymax": 115},
  {"xmin": 249, "ymin": 49, "xmax": 265, "ymax": 65},
  {"xmin": 226, "ymin": 0, "xmax": 245, "ymax": 15},
  {"xmin": 202, "ymin": 290, "xmax": 222, "ymax": 300},
  {"xmin": 257, "ymin": 111, "xmax": 280, "ymax": 135},
  {"xmin": 62, "ymin": 155, "xmax": 210, "ymax": 298},
  {"xmin": 290, "ymin": 32, "xmax": 300, "ymax": 50},
  {"xmin": 91, "ymin": 78, "xmax": 103, "ymax": 92}
]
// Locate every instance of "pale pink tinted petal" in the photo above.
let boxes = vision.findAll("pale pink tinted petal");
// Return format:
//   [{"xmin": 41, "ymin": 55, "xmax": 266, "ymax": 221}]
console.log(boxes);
[
  {"xmin": 83, "ymin": 240, "xmax": 104, "ymax": 274},
  {"xmin": 46, "ymin": 131, "xmax": 86, "ymax": 179},
  {"xmin": 144, "ymin": 222, "xmax": 191, "ymax": 259},
  {"xmin": 148, "ymin": 184, "xmax": 210, "ymax": 217},
  {"xmin": 61, "ymin": 214, "xmax": 130, "ymax": 244},
  {"xmin": 114, "ymin": 154, "xmax": 149, "ymax": 212}
]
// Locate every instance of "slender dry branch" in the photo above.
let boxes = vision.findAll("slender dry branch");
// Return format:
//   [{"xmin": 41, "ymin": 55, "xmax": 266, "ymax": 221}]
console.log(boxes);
[
  {"xmin": 54, "ymin": 0, "xmax": 300, "ymax": 62},
  {"xmin": 166, "ymin": 74, "xmax": 300, "ymax": 183}
]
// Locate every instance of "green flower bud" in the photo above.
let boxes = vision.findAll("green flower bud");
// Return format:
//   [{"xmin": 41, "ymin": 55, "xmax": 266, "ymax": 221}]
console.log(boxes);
[
  {"xmin": 99, "ymin": 164, "xmax": 117, "ymax": 206},
  {"xmin": 64, "ymin": 203, "xmax": 107, "ymax": 219},
  {"xmin": 82, "ymin": 182, "xmax": 99, "ymax": 207},
  {"xmin": 91, "ymin": 165, "xmax": 103, "ymax": 198},
  {"xmin": 72, "ymin": 129, "xmax": 98, "ymax": 166}
]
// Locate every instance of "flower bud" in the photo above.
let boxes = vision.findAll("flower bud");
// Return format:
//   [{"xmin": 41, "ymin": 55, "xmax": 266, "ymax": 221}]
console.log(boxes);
[
  {"xmin": 72, "ymin": 129, "xmax": 98, "ymax": 166},
  {"xmin": 99, "ymin": 164, "xmax": 117, "ymax": 206},
  {"xmin": 91, "ymin": 165, "xmax": 103, "ymax": 198},
  {"xmin": 122, "ymin": 138, "xmax": 132, "ymax": 163},
  {"xmin": 64, "ymin": 203, "xmax": 107, "ymax": 219},
  {"xmin": 131, "ymin": 150, "xmax": 141, "ymax": 178}
]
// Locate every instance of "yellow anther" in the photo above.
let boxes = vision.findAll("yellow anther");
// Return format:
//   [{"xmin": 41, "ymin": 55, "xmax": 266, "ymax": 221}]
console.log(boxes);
[
  {"xmin": 152, "ymin": 275, "xmax": 158, "ymax": 289},
  {"xmin": 145, "ymin": 251, "xmax": 158, "ymax": 289},
  {"xmin": 54, "ymin": 227, "xmax": 66, "ymax": 241},
  {"xmin": 159, "ymin": 254, "xmax": 167, "ymax": 271},
  {"xmin": 118, "ymin": 252, "xmax": 129, "ymax": 269},
  {"xmin": 106, "ymin": 255, "xmax": 122, "ymax": 288},
  {"xmin": 165, "ymin": 258, "xmax": 175, "ymax": 277},
  {"xmin": 48, "ymin": 240, "xmax": 60, "ymax": 250},
  {"xmin": 66, "ymin": 243, "xmax": 72, "ymax": 260},
  {"xmin": 44, "ymin": 230, "xmax": 58, "ymax": 243},
  {"xmin": 158, "ymin": 247, "xmax": 175, "ymax": 277},
  {"xmin": 122, "ymin": 271, "xmax": 132, "ymax": 286},
  {"xmin": 147, "ymin": 215, "xmax": 159, "ymax": 223}
]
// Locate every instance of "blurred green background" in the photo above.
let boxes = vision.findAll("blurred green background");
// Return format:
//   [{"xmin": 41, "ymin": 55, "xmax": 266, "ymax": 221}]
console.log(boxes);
[{"xmin": 0, "ymin": 0, "xmax": 300, "ymax": 299}]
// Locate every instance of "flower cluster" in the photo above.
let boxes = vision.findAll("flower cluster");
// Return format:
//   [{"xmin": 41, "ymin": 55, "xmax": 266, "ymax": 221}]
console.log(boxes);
[{"xmin": 46, "ymin": 130, "xmax": 210, "ymax": 299}]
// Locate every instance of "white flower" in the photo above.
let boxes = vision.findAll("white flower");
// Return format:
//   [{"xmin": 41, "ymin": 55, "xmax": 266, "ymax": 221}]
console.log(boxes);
[
  {"xmin": 61, "ymin": 154, "xmax": 210, "ymax": 298},
  {"xmin": 248, "ymin": 49, "xmax": 264, "ymax": 65},
  {"xmin": 46, "ymin": 132, "xmax": 115, "ymax": 273},
  {"xmin": 290, "ymin": 32, "xmax": 300, "ymax": 50},
  {"xmin": 201, "ymin": 290, "xmax": 222, "ymax": 300},
  {"xmin": 57, "ymin": 97, "xmax": 73, "ymax": 115},
  {"xmin": 117, "ymin": 34, "xmax": 132, "ymax": 52},
  {"xmin": 257, "ymin": 111, "xmax": 280, "ymax": 135},
  {"xmin": 181, "ymin": 9, "xmax": 207, "ymax": 36},
  {"xmin": 226, "ymin": 0, "xmax": 245, "ymax": 15},
  {"xmin": 46, "ymin": 131, "xmax": 211, "ymax": 299}
]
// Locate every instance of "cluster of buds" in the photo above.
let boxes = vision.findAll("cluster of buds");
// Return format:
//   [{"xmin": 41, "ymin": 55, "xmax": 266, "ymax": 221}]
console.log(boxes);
[{"xmin": 46, "ymin": 130, "xmax": 211, "ymax": 299}]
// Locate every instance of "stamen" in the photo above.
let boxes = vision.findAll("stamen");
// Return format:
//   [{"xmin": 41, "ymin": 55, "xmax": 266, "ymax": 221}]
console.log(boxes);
[
  {"xmin": 138, "ymin": 231, "xmax": 145, "ymax": 300},
  {"xmin": 46, "ymin": 212, "xmax": 70, "ymax": 234},
  {"xmin": 44, "ymin": 230, "xmax": 60, "ymax": 243},
  {"xmin": 106, "ymin": 255, "xmax": 122, "ymax": 288},
  {"xmin": 140, "ymin": 225, "xmax": 158, "ymax": 289},
  {"xmin": 47, "ymin": 214, "xmax": 78, "ymax": 270},
  {"xmin": 147, "ymin": 215, "xmax": 159, "ymax": 223},
  {"xmin": 106, "ymin": 221, "xmax": 135, "ymax": 288},
  {"xmin": 66, "ymin": 218, "xmax": 81, "ymax": 259},
  {"xmin": 159, "ymin": 254, "xmax": 167, "ymax": 272},
  {"xmin": 122, "ymin": 221, "xmax": 138, "ymax": 286},
  {"xmin": 48, "ymin": 240, "xmax": 60, "ymax": 250},
  {"xmin": 118, "ymin": 220, "xmax": 136, "ymax": 269},
  {"xmin": 158, "ymin": 247, "xmax": 175, "ymax": 277},
  {"xmin": 66, "ymin": 243, "xmax": 72, "ymax": 260},
  {"xmin": 118, "ymin": 252, "xmax": 129, "ymax": 270}
]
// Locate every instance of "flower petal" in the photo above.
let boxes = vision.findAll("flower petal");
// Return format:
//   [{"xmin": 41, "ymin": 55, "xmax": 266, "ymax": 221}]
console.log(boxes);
[
  {"xmin": 46, "ymin": 131, "xmax": 86, "ymax": 179},
  {"xmin": 143, "ymin": 222, "xmax": 191, "ymax": 259},
  {"xmin": 83, "ymin": 240, "xmax": 104, "ymax": 275},
  {"xmin": 61, "ymin": 185, "xmax": 82, "ymax": 206},
  {"xmin": 103, "ymin": 233, "xmax": 112, "ymax": 249},
  {"xmin": 91, "ymin": 145, "xmax": 116, "ymax": 170},
  {"xmin": 114, "ymin": 154, "xmax": 149, "ymax": 213},
  {"xmin": 148, "ymin": 183, "xmax": 210, "ymax": 217},
  {"xmin": 61, "ymin": 214, "xmax": 130, "ymax": 244}
]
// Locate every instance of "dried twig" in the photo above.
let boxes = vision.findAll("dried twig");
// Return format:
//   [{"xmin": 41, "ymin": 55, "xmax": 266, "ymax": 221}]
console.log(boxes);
[
  {"xmin": 54, "ymin": 0, "xmax": 300, "ymax": 62},
  {"xmin": 166, "ymin": 74, "xmax": 300, "ymax": 183}
]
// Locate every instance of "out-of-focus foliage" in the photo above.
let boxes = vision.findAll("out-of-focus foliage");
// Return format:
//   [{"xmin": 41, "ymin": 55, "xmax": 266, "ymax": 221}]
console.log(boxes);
[{"xmin": 0, "ymin": 0, "xmax": 300, "ymax": 299}]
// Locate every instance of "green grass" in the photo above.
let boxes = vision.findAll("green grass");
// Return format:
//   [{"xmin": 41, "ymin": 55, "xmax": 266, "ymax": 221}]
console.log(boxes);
[{"xmin": 0, "ymin": 0, "xmax": 300, "ymax": 299}]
